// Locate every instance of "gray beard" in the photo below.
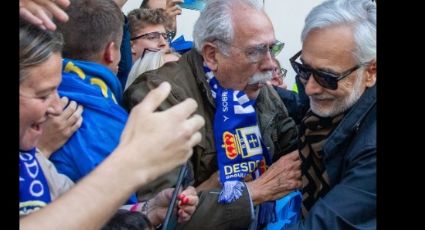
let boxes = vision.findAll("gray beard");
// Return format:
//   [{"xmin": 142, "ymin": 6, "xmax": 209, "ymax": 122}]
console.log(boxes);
[{"xmin": 310, "ymin": 71, "xmax": 365, "ymax": 117}]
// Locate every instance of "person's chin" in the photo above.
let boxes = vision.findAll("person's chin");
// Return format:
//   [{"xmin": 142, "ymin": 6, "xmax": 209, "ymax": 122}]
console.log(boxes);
[
  {"xmin": 20, "ymin": 128, "xmax": 43, "ymax": 150},
  {"xmin": 310, "ymin": 102, "xmax": 334, "ymax": 117}
]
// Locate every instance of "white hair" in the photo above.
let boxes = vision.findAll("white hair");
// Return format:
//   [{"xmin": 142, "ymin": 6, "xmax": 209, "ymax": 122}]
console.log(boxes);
[
  {"xmin": 125, "ymin": 49, "xmax": 180, "ymax": 90},
  {"xmin": 301, "ymin": 0, "xmax": 376, "ymax": 63},
  {"xmin": 193, "ymin": 0, "xmax": 263, "ymax": 54}
]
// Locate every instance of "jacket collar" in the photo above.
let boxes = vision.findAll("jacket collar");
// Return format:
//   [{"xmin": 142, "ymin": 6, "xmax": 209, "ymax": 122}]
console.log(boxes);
[
  {"xmin": 183, "ymin": 49, "xmax": 216, "ymax": 107},
  {"xmin": 323, "ymin": 84, "xmax": 376, "ymax": 157}
]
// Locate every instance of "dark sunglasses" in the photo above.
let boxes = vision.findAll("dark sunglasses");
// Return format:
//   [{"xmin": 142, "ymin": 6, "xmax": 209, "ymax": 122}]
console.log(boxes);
[
  {"xmin": 290, "ymin": 50, "xmax": 365, "ymax": 90},
  {"xmin": 131, "ymin": 31, "xmax": 168, "ymax": 41}
]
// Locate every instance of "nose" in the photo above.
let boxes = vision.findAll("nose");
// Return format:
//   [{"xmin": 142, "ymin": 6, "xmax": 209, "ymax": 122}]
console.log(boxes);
[
  {"xmin": 259, "ymin": 50, "xmax": 277, "ymax": 72},
  {"xmin": 304, "ymin": 74, "xmax": 324, "ymax": 96},
  {"xmin": 158, "ymin": 35, "xmax": 167, "ymax": 48},
  {"xmin": 46, "ymin": 91, "xmax": 62, "ymax": 116}
]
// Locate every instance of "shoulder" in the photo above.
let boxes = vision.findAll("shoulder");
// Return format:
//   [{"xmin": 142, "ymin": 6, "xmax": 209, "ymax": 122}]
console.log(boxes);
[{"xmin": 123, "ymin": 54, "xmax": 204, "ymax": 111}]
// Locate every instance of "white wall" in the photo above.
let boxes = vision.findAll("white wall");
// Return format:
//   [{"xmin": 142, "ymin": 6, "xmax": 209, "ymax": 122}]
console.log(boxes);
[{"xmin": 122, "ymin": 0, "xmax": 325, "ymax": 90}]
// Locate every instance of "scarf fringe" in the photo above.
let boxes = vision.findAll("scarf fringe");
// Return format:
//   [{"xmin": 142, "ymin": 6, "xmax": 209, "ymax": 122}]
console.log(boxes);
[{"xmin": 218, "ymin": 181, "xmax": 245, "ymax": 203}]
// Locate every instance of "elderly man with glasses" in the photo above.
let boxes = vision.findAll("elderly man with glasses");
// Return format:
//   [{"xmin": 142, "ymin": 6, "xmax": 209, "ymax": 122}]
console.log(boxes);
[
  {"xmin": 123, "ymin": 0, "xmax": 301, "ymax": 229},
  {"xmin": 286, "ymin": 0, "xmax": 377, "ymax": 229}
]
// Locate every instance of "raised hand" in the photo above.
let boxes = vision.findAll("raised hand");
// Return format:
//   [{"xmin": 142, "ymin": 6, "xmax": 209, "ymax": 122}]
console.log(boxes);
[
  {"xmin": 37, "ymin": 96, "xmax": 83, "ymax": 158},
  {"xmin": 246, "ymin": 150, "xmax": 302, "ymax": 205},
  {"xmin": 116, "ymin": 82, "xmax": 204, "ymax": 184},
  {"xmin": 19, "ymin": 0, "xmax": 70, "ymax": 31}
]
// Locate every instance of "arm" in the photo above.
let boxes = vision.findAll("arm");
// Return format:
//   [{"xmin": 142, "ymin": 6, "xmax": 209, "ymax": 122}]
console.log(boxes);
[
  {"xmin": 20, "ymin": 82, "xmax": 205, "ymax": 230},
  {"xmin": 19, "ymin": 0, "xmax": 70, "ymax": 31},
  {"xmin": 37, "ymin": 97, "xmax": 83, "ymax": 158}
]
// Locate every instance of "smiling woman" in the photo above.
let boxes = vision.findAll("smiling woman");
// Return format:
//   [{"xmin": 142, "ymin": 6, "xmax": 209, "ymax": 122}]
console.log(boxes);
[{"xmin": 19, "ymin": 20, "xmax": 64, "ymax": 151}]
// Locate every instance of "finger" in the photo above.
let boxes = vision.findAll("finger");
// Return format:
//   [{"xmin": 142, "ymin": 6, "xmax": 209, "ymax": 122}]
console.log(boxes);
[
  {"xmin": 177, "ymin": 210, "xmax": 191, "ymax": 223},
  {"xmin": 60, "ymin": 96, "xmax": 69, "ymax": 107},
  {"xmin": 61, "ymin": 100, "xmax": 78, "ymax": 119},
  {"xmin": 162, "ymin": 187, "xmax": 175, "ymax": 200},
  {"xmin": 285, "ymin": 150, "xmax": 300, "ymax": 160},
  {"xmin": 20, "ymin": 8, "xmax": 44, "ymax": 26},
  {"xmin": 188, "ymin": 131, "xmax": 202, "ymax": 148},
  {"xmin": 35, "ymin": 8, "xmax": 57, "ymax": 30},
  {"xmin": 168, "ymin": 7, "xmax": 182, "ymax": 17},
  {"xmin": 44, "ymin": 1, "xmax": 69, "ymax": 22},
  {"xmin": 53, "ymin": 0, "xmax": 70, "ymax": 8},
  {"xmin": 136, "ymin": 82, "xmax": 171, "ymax": 113},
  {"xmin": 69, "ymin": 116, "xmax": 83, "ymax": 133},
  {"xmin": 67, "ymin": 104, "xmax": 84, "ymax": 125},
  {"xmin": 184, "ymin": 114, "xmax": 205, "ymax": 135},
  {"xmin": 165, "ymin": 98, "xmax": 198, "ymax": 120}
]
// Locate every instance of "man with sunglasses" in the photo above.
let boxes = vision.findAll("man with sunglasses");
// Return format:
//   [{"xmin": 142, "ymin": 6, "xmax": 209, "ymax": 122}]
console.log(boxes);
[
  {"xmin": 286, "ymin": 0, "xmax": 377, "ymax": 229},
  {"xmin": 123, "ymin": 0, "xmax": 301, "ymax": 229}
]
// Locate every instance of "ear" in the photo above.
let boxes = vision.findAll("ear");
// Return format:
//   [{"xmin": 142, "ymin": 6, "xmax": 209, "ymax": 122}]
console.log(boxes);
[
  {"xmin": 202, "ymin": 42, "xmax": 219, "ymax": 71},
  {"xmin": 130, "ymin": 41, "xmax": 137, "ymax": 56},
  {"xmin": 103, "ymin": 41, "xmax": 117, "ymax": 64},
  {"xmin": 364, "ymin": 59, "xmax": 377, "ymax": 87}
]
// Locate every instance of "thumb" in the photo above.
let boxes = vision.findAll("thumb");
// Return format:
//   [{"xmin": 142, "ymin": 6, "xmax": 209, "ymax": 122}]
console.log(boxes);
[{"xmin": 137, "ymin": 82, "xmax": 171, "ymax": 113}]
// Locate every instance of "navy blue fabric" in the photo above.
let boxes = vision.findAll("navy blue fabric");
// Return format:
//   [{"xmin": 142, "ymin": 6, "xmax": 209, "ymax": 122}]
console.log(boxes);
[
  {"xmin": 288, "ymin": 85, "xmax": 376, "ymax": 230},
  {"xmin": 273, "ymin": 86, "xmax": 302, "ymax": 125},
  {"xmin": 50, "ymin": 59, "xmax": 137, "ymax": 204},
  {"xmin": 117, "ymin": 15, "xmax": 133, "ymax": 94}
]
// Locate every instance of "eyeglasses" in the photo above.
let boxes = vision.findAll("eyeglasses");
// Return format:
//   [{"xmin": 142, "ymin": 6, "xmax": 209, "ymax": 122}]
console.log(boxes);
[
  {"xmin": 217, "ymin": 40, "xmax": 285, "ymax": 63},
  {"xmin": 290, "ymin": 50, "xmax": 366, "ymax": 90},
  {"xmin": 166, "ymin": 30, "xmax": 176, "ymax": 43},
  {"xmin": 131, "ymin": 31, "xmax": 168, "ymax": 41},
  {"xmin": 273, "ymin": 67, "xmax": 287, "ymax": 79}
]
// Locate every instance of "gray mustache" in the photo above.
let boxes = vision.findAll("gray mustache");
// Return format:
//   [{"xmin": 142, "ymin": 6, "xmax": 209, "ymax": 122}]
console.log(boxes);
[{"xmin": 248, "ymin": 71, "xmax": 273, "ymax": 85}]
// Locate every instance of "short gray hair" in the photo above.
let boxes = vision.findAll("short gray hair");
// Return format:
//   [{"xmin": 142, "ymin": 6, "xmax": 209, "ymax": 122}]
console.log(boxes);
[
  {"xmin": 193, "ymin": 0, "xmax": 263, "ymax": 54},
  {"xmin": 301, "ymin": 0, "xmax": 376, "ymax": 63},
  {"xmin": 20, "ymin": 20, "xmax": 64, "ymax": 83}
]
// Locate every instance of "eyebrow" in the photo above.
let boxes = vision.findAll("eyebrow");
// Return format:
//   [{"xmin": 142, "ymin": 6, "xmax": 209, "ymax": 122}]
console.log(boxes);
[{"xmin": 35, "ymin": 87, "xmax": 56, "ymax": 96}]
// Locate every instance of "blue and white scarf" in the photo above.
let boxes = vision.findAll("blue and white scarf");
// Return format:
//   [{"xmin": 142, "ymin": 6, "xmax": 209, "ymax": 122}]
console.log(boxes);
[
  {"xmin": 203, "ymin": 64, "xmax": 275, "ymax": 225},
  {"xmin": 19, "ymin": 148, "xmax": 51, "ymax": 215}
]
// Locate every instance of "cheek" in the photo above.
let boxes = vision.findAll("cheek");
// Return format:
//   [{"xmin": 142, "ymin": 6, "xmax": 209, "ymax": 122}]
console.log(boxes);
[
  {"xmin": 140, "ymin": 40, "xmax": 158, "ymax": 50},
  {"xmin": 22, "ymin": 100, "xmax": 48, "ymax": 124},
  {"xmin": 335, "ymin": 77, "xmax": 358, "ymax": 97}
]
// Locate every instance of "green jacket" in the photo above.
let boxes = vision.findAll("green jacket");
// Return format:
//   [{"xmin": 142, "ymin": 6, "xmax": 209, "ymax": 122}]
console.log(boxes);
[{"xmin": 123, "ymin": 49, "xmax": 298, "ymax": 229}]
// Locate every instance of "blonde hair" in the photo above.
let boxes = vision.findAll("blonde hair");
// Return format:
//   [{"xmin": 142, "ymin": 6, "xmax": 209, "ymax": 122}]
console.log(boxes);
[
  {"xmin": 20, "ymin": 20, "xmax": 63, "ymax": 83},
  {"xmin": 125, "ymin": 49, "xmax": 180, "ymax": 90}
]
